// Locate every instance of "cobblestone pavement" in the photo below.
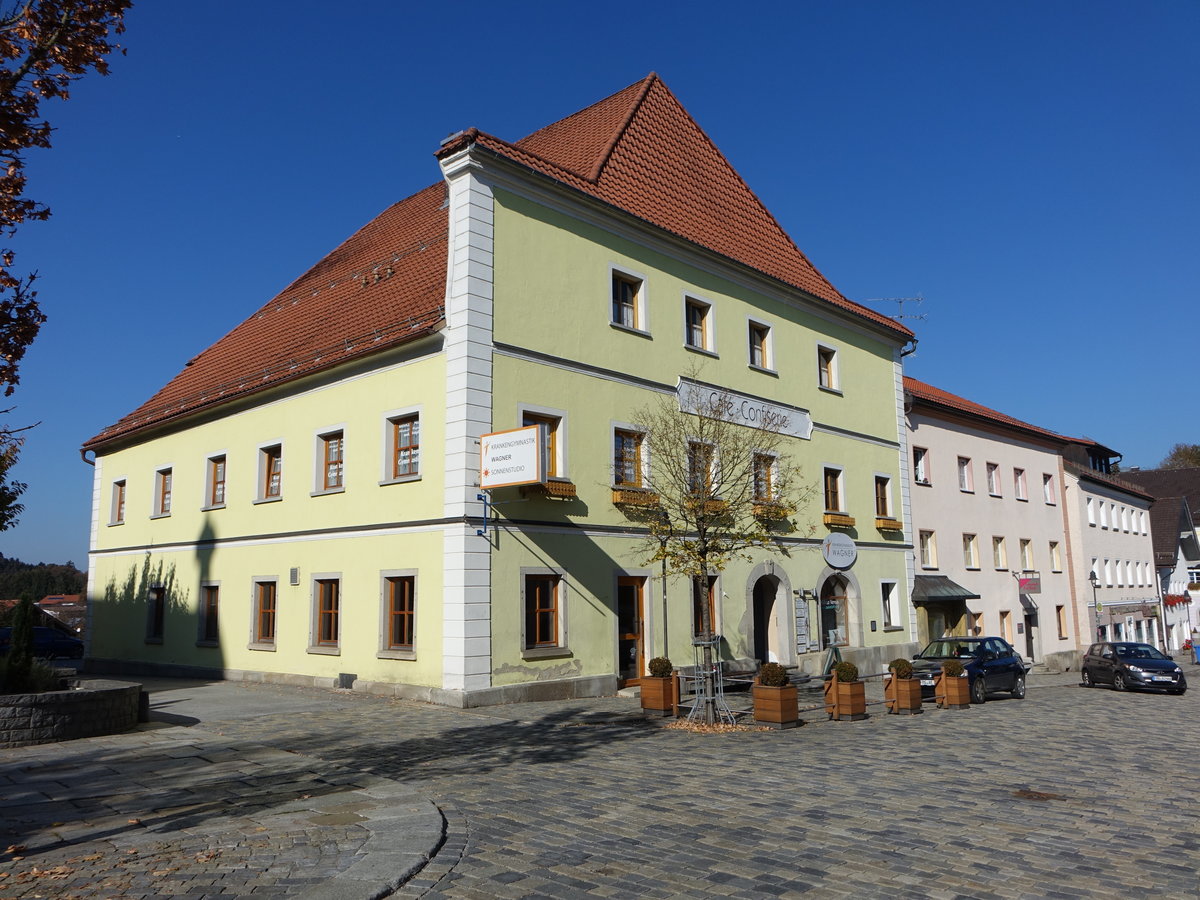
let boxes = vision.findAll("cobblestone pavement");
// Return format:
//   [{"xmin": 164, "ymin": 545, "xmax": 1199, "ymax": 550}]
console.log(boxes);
[{"xmin": 3, "ymin": 671, "xmax": 1200, "ymax": 898}]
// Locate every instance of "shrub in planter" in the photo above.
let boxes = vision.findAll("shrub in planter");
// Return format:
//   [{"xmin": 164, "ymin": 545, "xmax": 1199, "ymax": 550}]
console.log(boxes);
[
  {"xmin": 937, "ymin": 658, "xmax": 970, "ymax": 709},
  {"xmin": 648, "ymin": 656, "xmax": 673, "ymax": 678},
  {"xmin": 753, "ymin": 662, "xmax": 798, "ymax": 729},
  {"xmin": 758, "ymin": 661, "xmax": 789, "ymax": 687},
  {"xmin": 826, "ymin": 660, "xmax": 867, "ymax": 721},
  {"xmin": 641, "ymin": 657, "xmax": 676, "ymax": 717},
  {"xmin": 884, "ymin": 657, "xmax": 922, "ymax": 715}
]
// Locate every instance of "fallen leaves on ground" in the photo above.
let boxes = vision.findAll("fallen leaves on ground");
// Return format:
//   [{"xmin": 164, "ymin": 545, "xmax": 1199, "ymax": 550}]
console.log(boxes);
[{"xmin": 664, "ymin": 720, "xmax": 771, "ymax": 734}]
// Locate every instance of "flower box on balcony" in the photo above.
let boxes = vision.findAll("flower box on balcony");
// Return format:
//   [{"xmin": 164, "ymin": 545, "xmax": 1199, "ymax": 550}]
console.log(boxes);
[
  {"xmin": 875, "ymin": 517, "xmax": 903, "ymax": 531},
  {"xmin": 753, "ymin": 502, "xmax": 791, "ymax": 520},
  {"xmin": 521, "ymin": 480, "xmax": 578, "ymax": 499},
  {"xmin": 823, "ymin": 512, "xmax": 856, "ymax": 528},
  {"xmin": 612, "ymin": 488, "xmax": 659, "ymax": 507}
]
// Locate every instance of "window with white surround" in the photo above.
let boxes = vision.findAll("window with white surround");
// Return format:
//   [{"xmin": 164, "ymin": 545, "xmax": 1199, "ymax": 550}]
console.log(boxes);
[
  {"xmin": 1056, "ymin": 605, "xmax": 1067, "ymax": 640},
  {"xmin": 522, "ymin": 406, "xmax": 568, "ymax": 480},
  {"xmin": 613, "ymin": 426, "xmax": 647, "ymax": 489},
  {"xmin": 310, "ymin": 575, "xmax": 341, "ymax": 653},
  {"xmin": 611, "ymin": 268, "xmax": 647, "ymax": 332},
  {"xmin": 1099, "ymin": 501, "xmax": 1109, "ymax": 529},
  {"xmin": 1104, "ymin": 558, "xmax": 1113, "ymax": 587},
  {"xmin": 874, "ymin": 475, "xmax": 892, "ymax": 517},
  {"xmin": 753, "ymin": 453, "xmax": 778, "ymax": 503},
  {"xmin": 379, "ymin": 570, "xmax": 417, "ymax": 659},
  {"xmin": 153, "ymin": 467, "xmax": 172, "ymax": 517},
  {"xmin": 823, "ymin": 466, "xmax": 844, "ymax": 513},
  {"xmin": 963, "ymin": 533, "xmax": 979, "ymax": 568},
  {"xmin": 1013, "ymin": 468, "xmax": 1027, "ymax": 501},
  {"xmin": 382, "ymin": 410, "xmax": 420, "ymax": 483},
  {"xmin": 1122, "ymin": 507, "xmax": 1130, "ymax": 532},
  {"xmin": 992, "ymin": 536, "xmax": 1007, "ymax": 570},
  {"xmin": 955, "ymin": 458, "xmax": 974, "ymax": 494},
  {"xmin": 258, "ymin": 443, "xmax": 283, "ymax": 502},
  {"xmin": 688, "ymin": 441, "xmax": 717, "ymax": 496},
  {"xmin": 881, "ymin": 580, "xmax": 899, "ymax": 629},
  {"xmin": 919, "ymin": 530, "xmax": 938, "ymax": 568},
  {"xmin": 1087, "ymin": 497, "xmax": 1095, "ymax": 525},
  {"xmin": 314, "ymin": 429, "xmax": 344, "ymax": 493},
  {"xmin": 1042, "ymin": 473, "xmax": 1055, "ymax": 504},
  {"xmin": 251, "ymin": 579, "xmax": 277, "ymax": 648},
  {"xmin": 1125, "ymin": 560, "xmax": 1133, "ymax": 587},
  {"xmin": 913, "ymin": 447, "xmax": 929, "ymax": 485},
  {"xmin": 523, "ymin": 569, "xmax": 568, "ymax": 655},
  {"xmin": 1019, "ymin": 538, "xmax": 1033, "ymax": 570},
  {"xmin": 683, "ymin": 295, "xmax": 714, "ymax": 353},
  {"xmin": 110, "ymin": 479, "xmax": 126, "ymax": 526},
  {"xmin": 817, "ymin": 343, "xmax": 839, "ymax": 391},
  {"xmin": 748, "ymin": 318, "xmax": 773, "ymax": 371},
  {"xmin": 205, "ymin": 454, "xmax": 227, "ymax": 509},
  {"xmin": 198, "ymin": 583, "xmax": 220, "ymax": 645},
  {"xmin": 1049, "ymin": 541, "xmax": 1062, "ymax": 572},
  {"xmin": 986, "ymin": 462, "xmax": 1000, "ymax": 496}
]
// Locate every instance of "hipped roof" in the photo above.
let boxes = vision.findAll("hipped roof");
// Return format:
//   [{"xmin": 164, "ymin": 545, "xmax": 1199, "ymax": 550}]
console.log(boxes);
[{"xmin": 86, "ymin": 74, "xmax": 909, "ymax": 452}]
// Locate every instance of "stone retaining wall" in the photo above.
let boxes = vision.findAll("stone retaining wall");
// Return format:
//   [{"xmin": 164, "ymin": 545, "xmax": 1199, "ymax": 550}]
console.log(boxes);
[{"xmin": 0, "ymin": 679, "xmax": 140, "ymax": 748}]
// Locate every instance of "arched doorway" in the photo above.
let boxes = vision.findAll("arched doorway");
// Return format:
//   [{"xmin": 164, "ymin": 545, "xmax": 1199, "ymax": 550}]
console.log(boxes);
[
  {"xmin": 752, "ymin": 575, "xmax": 782, "ymax": 663},
  {"xmin": 820, "ymin": 575, "xmax": 849, "ymax": 649}
]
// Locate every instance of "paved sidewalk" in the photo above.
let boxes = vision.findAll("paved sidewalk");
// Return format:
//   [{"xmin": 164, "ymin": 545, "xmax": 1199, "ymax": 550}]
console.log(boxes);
[
  {"xmin": 0, "ymin": 680, "xmax": 445, "ymax": 898},
  {"xmin": 0, "ymin": 668, "xmax": 1195, "ymax": 898}
]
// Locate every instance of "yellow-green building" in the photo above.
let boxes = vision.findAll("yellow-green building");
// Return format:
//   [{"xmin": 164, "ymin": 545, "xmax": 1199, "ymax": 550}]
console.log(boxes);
[{"xmin": 83, "ymin": 75, "xmax": 918, "ymax": 706}]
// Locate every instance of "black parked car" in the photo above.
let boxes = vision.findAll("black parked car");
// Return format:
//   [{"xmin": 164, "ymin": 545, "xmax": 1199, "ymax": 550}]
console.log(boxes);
[
  {"xmin": 1081, "ymin": 642, "xmax": 1186, "ymax": 694},
  {"xmin": 910, "ymin": 636, "xmax": 1028, "ymax": 703},
  {"xmin": 0, "ymin": 626, "xmax": 85, "ymax": 659}
]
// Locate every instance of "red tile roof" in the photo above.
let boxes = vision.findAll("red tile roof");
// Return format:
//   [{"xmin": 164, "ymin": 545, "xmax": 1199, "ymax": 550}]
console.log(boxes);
[
  {"xmin": 85, "ymin": 185, "xmax": 449, "ymax": 450},
  {"xmin": 87, "ymin": 74, "xmax": 909, "ymax": 451},
  {"xmin": 442, "ymin": 74, "xmax": 910, "ymax": 338},
  {"xmin": 903, "ymin": 376, "xmax": 1066, "ymax": 443}
]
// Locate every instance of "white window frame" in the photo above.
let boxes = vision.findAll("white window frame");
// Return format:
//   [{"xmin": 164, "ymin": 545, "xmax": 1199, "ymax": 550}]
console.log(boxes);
[
  {"xmin": 151, "ymin": 466, "xmax": 173, "ymax": 518},
  {"xmin": 380, "ymin": 405, "xmax": 422, "ymax": 485},
  {"xmin": 1042, "ymin": 473, "xmax": 1056, "ymax": 505},
  {"xmin": 611, "ymin": 421, "xmax": 650, "ymax": 489},
  {"xmin": 109, "ymin": 478, "xmax": 127, "ymax": 526},
  {"xmin": 610, "ymin": 264, "xmax": 649, "ymax": 334},
  {"xmin": 1049, "ymin": 541, "xmax": 1062, "ymax": 572},
  {"xmin": 308, "ymin": 572, "xmax": 342, "ymax": 655},
  {"xmin": 913, "ymin": 447, "xmax": 929, "ymax": 485},
  {"xmin": 520, "ymin": 403, "xmax": 570, "ymax": 481},
  {"xmin": 992, "ymin": 536, "xmax": 1008, "ymax": 570},
  {"xmin": 963, "ymin": 533, "xmax": 979, "ymax": 569},
  {"xmin": 1013, "ymin": 468, "xmax": 1027, "ymax": 501},
  {"xmin": 816, "ymin": 342, "xmax": 840, "ymax": 392},
  {"xmin": 957, "ymin": 456, "xmax": 974, "ymax": 493},
  {"xmin": 986, "ymin": 462, "xmax": 1000, "ymax": 497},
  {"xmin": 873, "ymin": 473, "xmax": 892, "ymax": 518},
  {"xmin": 312, "ymin": 426, "xmax": 347, "ymax": 496},
  {"xmin": 378, "ymin": 569, "xmax": 418, "ymax": 660},
  {"xmin": 822, "ymin": 464, "xmax": 846, "ymax": 513},
  {"xmin": 753, "ymin": 450, "xmax": 781, "ymax": 503},
  {"xmin": 203, "ymin": 451, "xmax": 228, "ymax": 510},
  {"xmin": 746, "ymin": 316, "xmax": 775, "ymax": 373},
  {"xmin": 880, "ymin": 579, "xmax": 899, "ymax": 630},
  {"xmin": 256, "ymin": 440, "xmax": 284, "ymax": 504},
  {"xmin": 919, "ymin": 530, "xmax": 938, "ymax": 569},
  {"xmin": 521, "ymin": 567, "xmax": 570, "ymax": 659},
  {"xmin": 682, "ymin": 293, "xmax": 716, "ymax": 355},
  {"xmin": 1087, "ymin": 497, "xmax": 1095, "ymax": 525},
  {"xmin": 1104, "ymin": 558, "xmax": 1113, "ymax": 587},
  {"xmin": 1099, "ymin": 501, "xmax": 1109, "ymax": 529},
  {"xmin": 1019, "ymin": 538, "xmax": 1033, "ymax": 571},
  {"xmin": 249, "ymin": 576, "xmax": 278, "ymax": 651}
]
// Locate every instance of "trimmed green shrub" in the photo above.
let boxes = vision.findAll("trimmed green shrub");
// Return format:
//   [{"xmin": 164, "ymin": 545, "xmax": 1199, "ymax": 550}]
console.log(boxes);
[
  {"xmin": 758, "ymin": 661, "xmax": 789, "ymax": 687},
  {"xmin": 888, "ymin": 658, "xmax": 913, "ymax": 679},
  {"xmin": 833, "ymin": 660, "xmax": 859, "ymax": 683},
  {"xmin": 647, "ymin": 657, "xmax": 673, "ymax": 678}
]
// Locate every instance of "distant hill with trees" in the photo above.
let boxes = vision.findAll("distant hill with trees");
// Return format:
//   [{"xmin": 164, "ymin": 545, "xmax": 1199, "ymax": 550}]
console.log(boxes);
[{"xmin": 0, "ymin": 553, "xmax": 86, "ymax": 602}]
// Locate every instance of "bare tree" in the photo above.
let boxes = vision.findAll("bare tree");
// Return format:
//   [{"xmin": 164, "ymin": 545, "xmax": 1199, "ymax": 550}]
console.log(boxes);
[
  {"xmin": 1158, "ymin": 443, "xmax": 1200, "ymax": 471},
  {"xmin": 625, "ymin": 375, "xmax": 816, "ymax": 724}
]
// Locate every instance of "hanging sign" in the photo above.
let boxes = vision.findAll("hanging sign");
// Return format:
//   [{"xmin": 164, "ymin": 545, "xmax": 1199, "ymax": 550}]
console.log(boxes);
[
  {"xmin": 676, "ymin": 378, "xmax": 812, "ymax": 439},
  {"xmin": 480, "ymin": 426, "xmax": 544, "ymax": 489},
  {"xmin": 821, "ymin": 533, "xmax": 857, "ymax": 569}
]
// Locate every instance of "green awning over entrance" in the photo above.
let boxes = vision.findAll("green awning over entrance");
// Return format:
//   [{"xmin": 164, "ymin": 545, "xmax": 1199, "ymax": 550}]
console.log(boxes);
[{"xmin": 912, "ymin": 575, "xmax": 981, "ymax": 603}]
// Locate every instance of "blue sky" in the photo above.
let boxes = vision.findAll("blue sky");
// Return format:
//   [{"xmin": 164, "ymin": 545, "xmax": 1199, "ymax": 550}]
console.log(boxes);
[{"xmin": 3, "ymin": 1, "xmax": 1197, "ymax": 566}]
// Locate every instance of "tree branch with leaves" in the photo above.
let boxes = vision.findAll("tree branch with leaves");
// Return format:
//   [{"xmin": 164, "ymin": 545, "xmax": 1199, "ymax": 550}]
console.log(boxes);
[{"xmin": 0, "ymin": 0, "xmax": 129, "ymax": 529}]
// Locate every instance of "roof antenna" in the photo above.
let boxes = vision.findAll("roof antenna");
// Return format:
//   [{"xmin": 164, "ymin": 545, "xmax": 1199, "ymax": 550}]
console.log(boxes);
[{"xmin": 861, "ymin": 295, "xmax": 927, "ymax": 323}]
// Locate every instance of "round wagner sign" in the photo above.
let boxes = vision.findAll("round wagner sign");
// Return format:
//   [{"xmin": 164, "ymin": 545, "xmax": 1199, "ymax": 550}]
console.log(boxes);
[{"xmin": 821, "ymin": 533, "xmax": 857, "ymax": 569}]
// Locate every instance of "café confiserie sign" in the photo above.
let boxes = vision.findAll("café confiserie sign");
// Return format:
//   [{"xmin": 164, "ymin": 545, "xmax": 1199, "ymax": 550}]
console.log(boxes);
[{"xmin": 676, "ymin": 379, "xmax": 813, "ymax": 440}]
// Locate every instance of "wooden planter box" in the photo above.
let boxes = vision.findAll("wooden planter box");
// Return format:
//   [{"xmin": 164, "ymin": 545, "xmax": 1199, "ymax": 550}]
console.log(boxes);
[
  {"xmin": 640, "ymin": 675, "xmax": 678, "ymax": 717},
  {"xmin": 935, "ymin": 670, "xmax": 971, "ymax": 709},
  {"xmin": 823, "ymin": 675, "xmax": 868, "ymax": 721},
  {"xmin": 752, "ymin": 682, "xmax": 799, "ymax": 729},
  {"xmin": 883, "ymin": 675, "xmax": 923, "ymax": 715}
]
